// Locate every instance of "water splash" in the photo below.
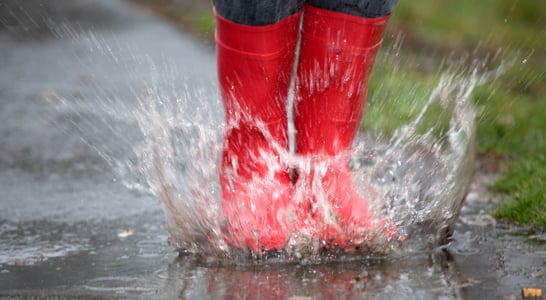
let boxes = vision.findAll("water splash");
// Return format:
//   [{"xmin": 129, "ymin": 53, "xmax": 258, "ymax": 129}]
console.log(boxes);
[
  {"xmin": 133, "ymin": 83, "xmax": 226, "ymax": 255},
  {"xmin": 48, "ymin": 28, "xmax": 510, "ymax": 261},
  {"xmin": 127, "ymin": 58, "xmax": 510, "ymax": 261},
  {"xmin": 363, "ymin": 69, "xmax": 480, "ymax": 252}
]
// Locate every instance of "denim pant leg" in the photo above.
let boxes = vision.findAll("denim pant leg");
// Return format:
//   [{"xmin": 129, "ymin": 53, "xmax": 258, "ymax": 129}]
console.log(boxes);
[
  {"xmin": 213, "ymin": 0, "xmax": 398, "ymax": 25},
  {"xmin": 213, "ymin": 0, "xmax": 304, "ymax": 25},
  {"xmin": 307, "ymin": 0, "xmax": 399, "ymax": 18}
]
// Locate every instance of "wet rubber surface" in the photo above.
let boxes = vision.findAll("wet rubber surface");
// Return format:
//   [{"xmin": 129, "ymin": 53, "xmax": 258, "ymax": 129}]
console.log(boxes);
[{"xmin": 0, "ymin": 0, "xmax": 544, "ymax": 299}]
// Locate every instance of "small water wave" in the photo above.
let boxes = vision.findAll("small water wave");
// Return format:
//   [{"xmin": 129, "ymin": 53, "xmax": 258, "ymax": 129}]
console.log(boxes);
[{"xmin": 0, "ymin": 221, "xmax": 88, "ymax": 266}]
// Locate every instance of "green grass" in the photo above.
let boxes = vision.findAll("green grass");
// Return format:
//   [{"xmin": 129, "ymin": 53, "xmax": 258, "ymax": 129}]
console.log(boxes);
[
  {"xmin": 493, "ymin": 178, "xmax": 546, "ymax": 228},
  {"xmin": 364, "ymin": 57, "xmax": 437, "ymax": 137},
  {"xmin": 383, "ymin": 0, "xmax": 546, "ymax": 228},
  {"xmin": 483, "ymin": 86, "xmax": 546, "ymax": 227},
  {"xmin": 174, "ymin": 10, "xmax": 215, "ymax": 41},
  {"xmin": 133, "ymin": 0, "xmax": 546, "ymax": 229}
]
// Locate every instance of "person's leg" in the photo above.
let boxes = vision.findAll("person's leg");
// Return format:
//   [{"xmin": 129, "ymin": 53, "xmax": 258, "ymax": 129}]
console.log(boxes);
[
  {"xmin": 214, "ymin": 0, "xmax": 303, "ymax": 25},
  {"xmin": 213, "ymin": 0, "xmax": 303, "ymax": 252},
  {"xmin": 307, "ymin": 0, "xmax": 398, "ymax": 18},
  {"xmin": 294, "ymin": 1, "xmax": 397, "ymax": 247}
]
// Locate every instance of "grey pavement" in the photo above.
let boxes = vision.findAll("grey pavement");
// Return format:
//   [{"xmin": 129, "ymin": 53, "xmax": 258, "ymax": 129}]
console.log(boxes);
[
  {"xmin": 0, "ymin": 0, "xmax": 217, "ymax": 296},
  {"xmin": 0, "ymin": 0, "xmax": 217, "ymax": 223}
]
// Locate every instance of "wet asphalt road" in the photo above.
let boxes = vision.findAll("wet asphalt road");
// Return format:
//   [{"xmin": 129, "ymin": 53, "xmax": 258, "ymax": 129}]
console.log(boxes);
[
  {"xmin": 1, "ymin": 0, "xmax": 545, "ymax": 299},
  {"xmin": 0, "ymin": 0, "xmax": 217, "ymax": 222},
  {"xmin": 0, "ymin": 0, "xmax": 216, "ymax": 296}
]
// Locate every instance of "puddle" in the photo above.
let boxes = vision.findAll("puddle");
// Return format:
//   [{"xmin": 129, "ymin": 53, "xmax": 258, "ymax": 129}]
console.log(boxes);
[{"xmin": 1, "ymin": 171, "xmax": 544, "ymax": 299}]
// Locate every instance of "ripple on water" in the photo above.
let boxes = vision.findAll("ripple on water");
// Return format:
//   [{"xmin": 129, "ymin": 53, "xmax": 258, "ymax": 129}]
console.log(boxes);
[
  {"xmin": 83, "ymin": 276, "xmax": 156, "ymax": 295},
  {"xmin": 137, "ymin": 238, "xmax": 166, "ymax": 258},
  {"xmin": 0, "ymin": 221, "xmax": 88, "ymax": 266}
]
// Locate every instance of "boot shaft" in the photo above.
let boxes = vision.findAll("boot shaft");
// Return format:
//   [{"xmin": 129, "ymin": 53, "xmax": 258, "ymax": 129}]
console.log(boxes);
[
  {"xmin": 215, "ymin": 10, "xmax": 301, "ymax": 144},
  {"xmin": 295, "ymin": 4, "xmax": 389, "ymax": 156}
]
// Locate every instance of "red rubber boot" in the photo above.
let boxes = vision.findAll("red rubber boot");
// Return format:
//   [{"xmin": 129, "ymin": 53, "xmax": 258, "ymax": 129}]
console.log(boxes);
[
  {"xmin": 294, "ymin": 4, "xmax": 392, "ymax": 247},
  {"xmin": 215, "ymin": 10, "xmax": 301, "ymax": 252}
]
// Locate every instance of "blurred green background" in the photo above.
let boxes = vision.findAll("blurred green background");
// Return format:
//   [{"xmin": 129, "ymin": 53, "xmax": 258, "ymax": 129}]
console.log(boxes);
[
  {"xmin": 133, "ymin": 0, "xmax": 545, "ymax": 228},
  {"xmin": 379, "ymin": 0, "xmax": 545, "ymax": 229}
]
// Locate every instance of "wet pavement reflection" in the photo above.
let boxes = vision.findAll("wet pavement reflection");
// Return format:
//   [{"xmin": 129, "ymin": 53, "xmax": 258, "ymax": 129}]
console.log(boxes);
[
  {"xmin": 2, "ymin": 212, "xmax": 545, "ymax": 299},
  {"xmin": 0, "ymin": 0, "xmax": 544, "ymax": 299}
]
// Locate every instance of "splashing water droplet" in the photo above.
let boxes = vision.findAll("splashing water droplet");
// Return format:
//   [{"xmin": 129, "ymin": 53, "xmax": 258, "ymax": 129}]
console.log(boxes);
[
  {"xmin": 53, "ymin": 38, "xmax": 513, "ymax": 262},
  {"xmin": 135, "ymin": 66, "xmax": 485, "ymax": 260}
]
